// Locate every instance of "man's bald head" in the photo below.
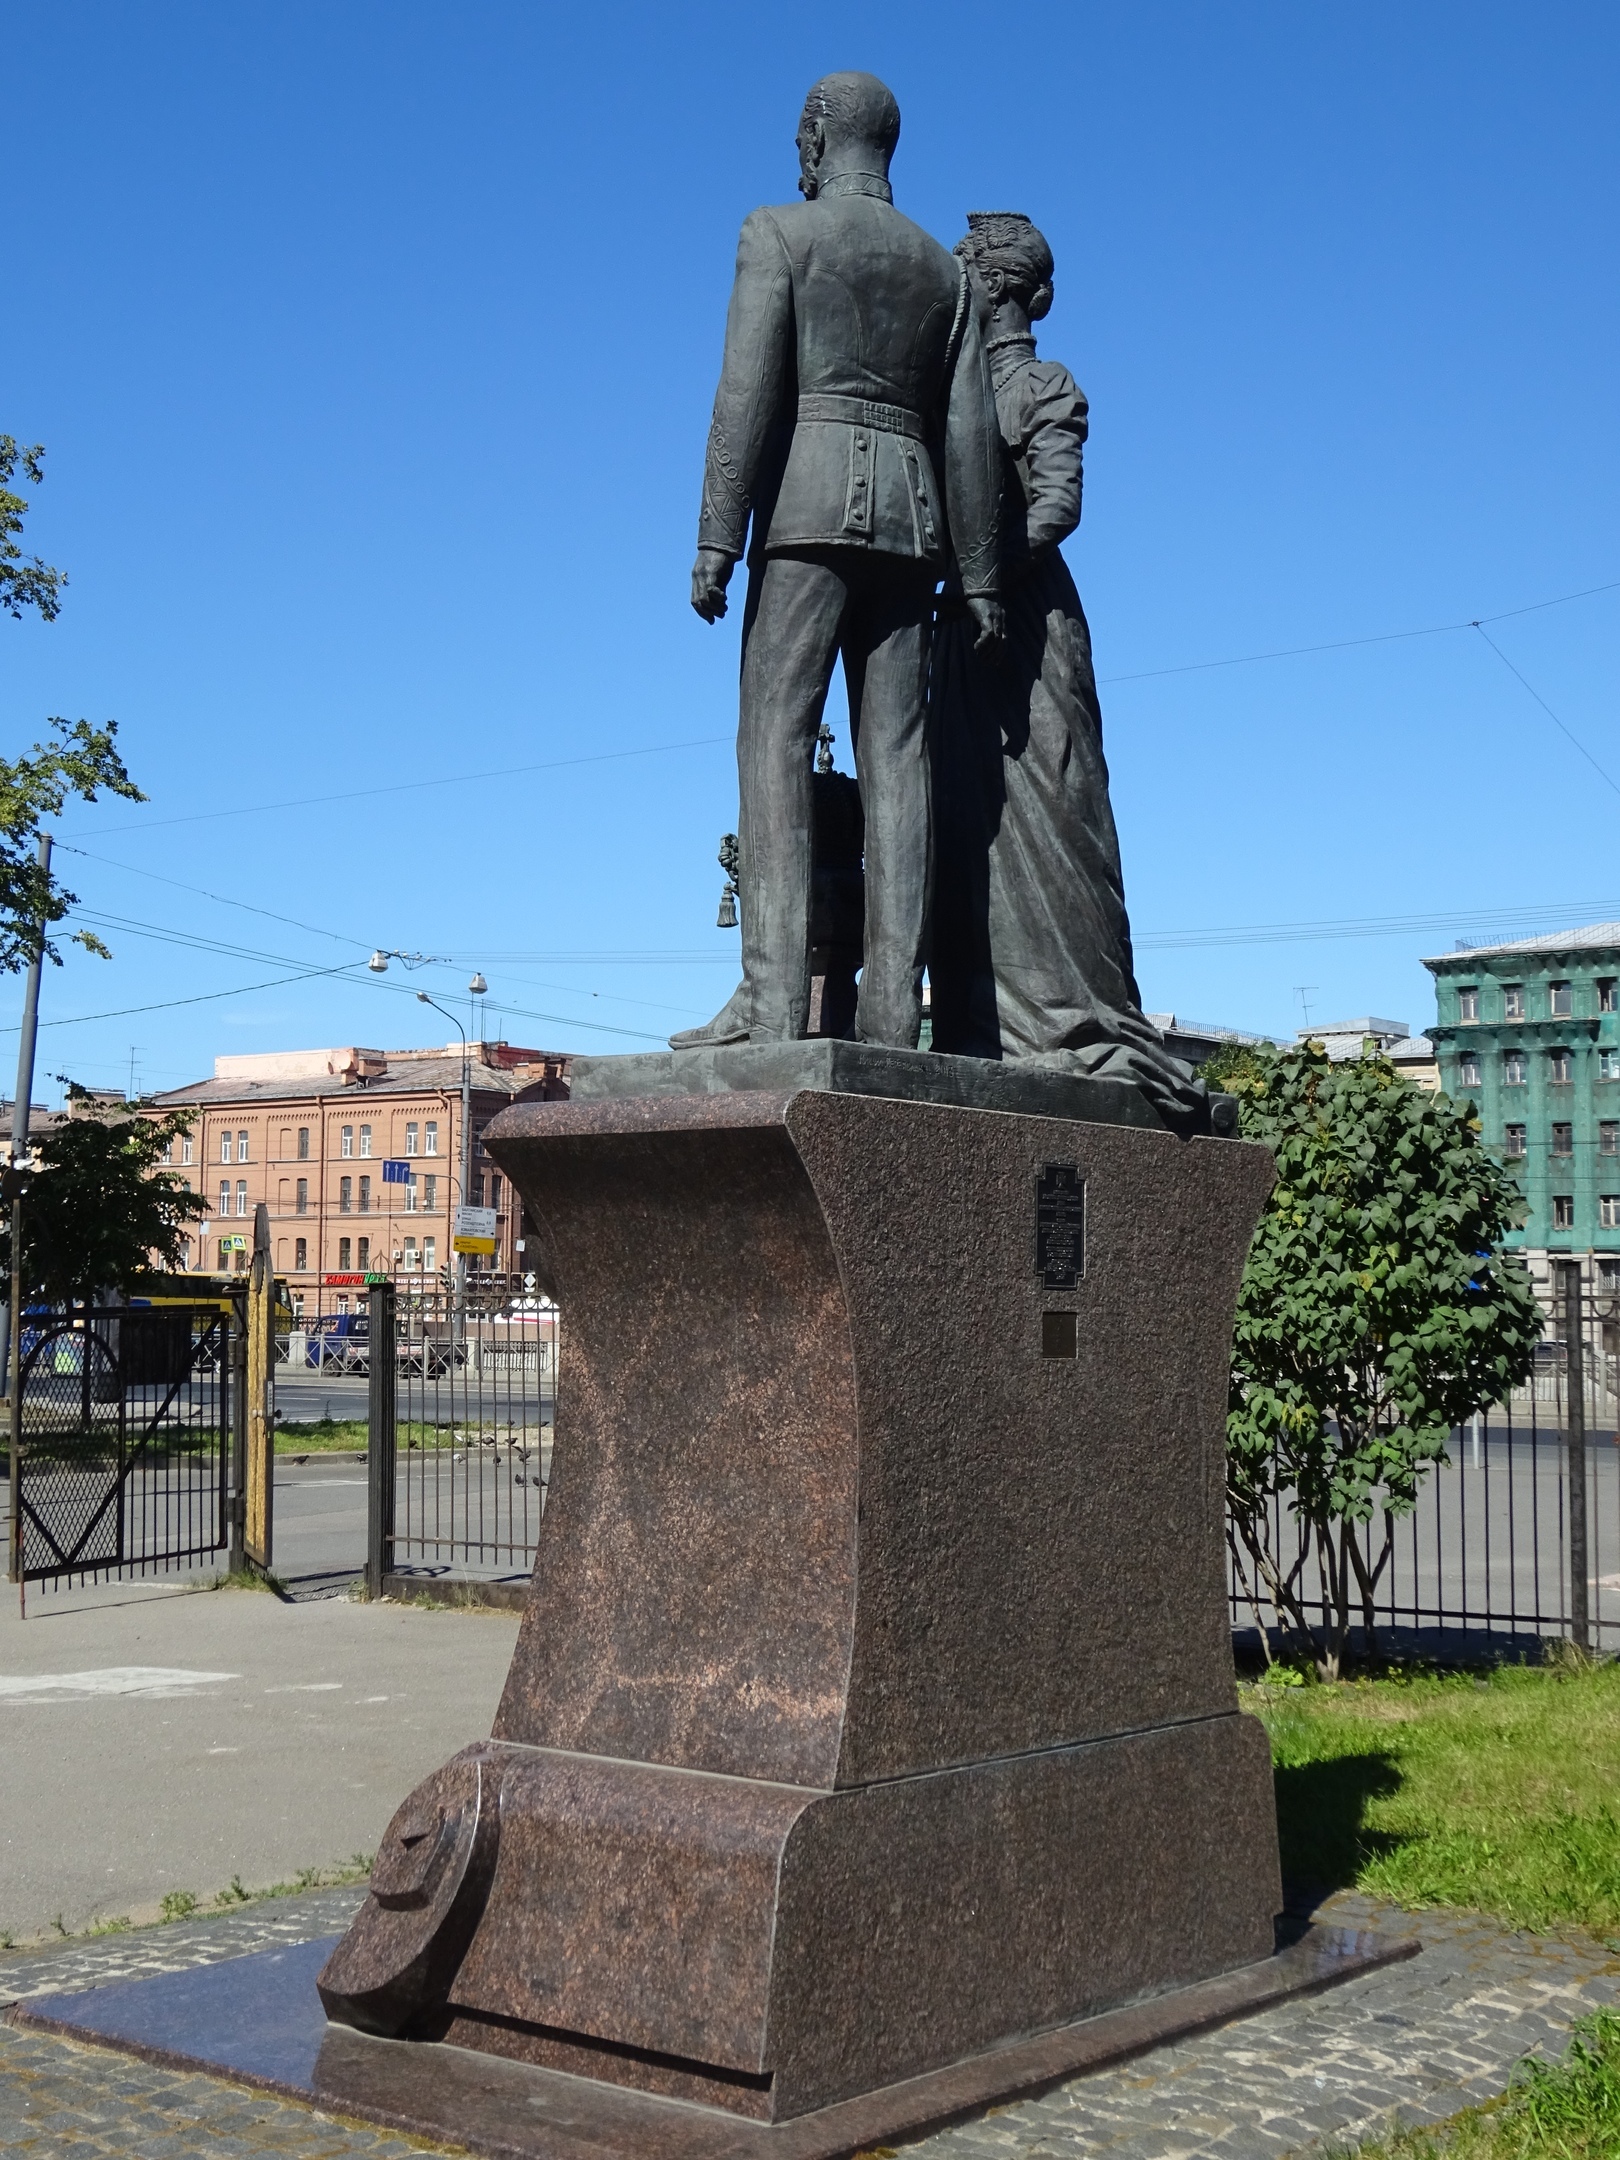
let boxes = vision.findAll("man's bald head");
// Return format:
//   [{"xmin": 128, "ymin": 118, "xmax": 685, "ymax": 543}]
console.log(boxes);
[{"xmin": 799, "ymin": 71, "xmax": 901, "ymax": 178}]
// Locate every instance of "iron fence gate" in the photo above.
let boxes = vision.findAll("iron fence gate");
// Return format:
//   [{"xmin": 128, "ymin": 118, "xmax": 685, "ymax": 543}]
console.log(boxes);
[
  {"xmin": 1228, "ymin": 1281, "xmax": 1620, "ymax": 1653},
  {"xmin": 9, "ymin": 1302, "xmax": 234, "ymax": 1592},
  {"xmin": 361, "ymin": 1282, "xmax": 553, "ymax": 1597}
]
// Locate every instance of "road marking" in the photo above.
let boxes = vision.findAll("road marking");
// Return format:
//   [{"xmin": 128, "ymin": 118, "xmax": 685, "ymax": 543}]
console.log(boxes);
[
  {"xmin": 362, "ymin": 1695, "xmax": 389, "ymax": 1703},
  {"xmin": 0, "ymin": 1667, "xmax": 237, "ymax": 1703},
  {"xmin": 263, "ymin": 1682, "xmax": 343, "ymax": 1693}
]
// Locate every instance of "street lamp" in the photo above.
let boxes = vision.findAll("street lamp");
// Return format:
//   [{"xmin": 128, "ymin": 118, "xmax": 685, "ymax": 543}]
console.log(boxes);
[{"xmin": 416, "ymin": 989, "xmax": 473, "ymax": 1323}]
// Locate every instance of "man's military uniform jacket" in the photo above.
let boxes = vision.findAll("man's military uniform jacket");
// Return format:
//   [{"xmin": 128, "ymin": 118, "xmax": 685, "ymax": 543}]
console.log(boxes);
[{"xmin": 698, "ymin": 179, "xmax": 1002, "ymax": 598}]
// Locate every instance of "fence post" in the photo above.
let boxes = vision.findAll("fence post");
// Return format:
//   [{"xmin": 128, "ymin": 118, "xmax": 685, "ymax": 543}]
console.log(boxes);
[
  {"xmin": 366, "ymin": 1280, "xmax": 397, "ymax": 1600},
  {"xmin": 1563, "ymin": 1261, "xmax": 1590, "ymax": 1655},
  {"xmin": 227, "ymin": 1294, "xmax": 247, "ymax": 1575},
  {"xmin": 244, "ymin": 1206, "xmax": 275, "ymax": 1572}
]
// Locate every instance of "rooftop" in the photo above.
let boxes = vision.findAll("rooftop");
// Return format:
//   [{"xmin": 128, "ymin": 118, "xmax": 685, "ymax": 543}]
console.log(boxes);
[
  {"xmin": 1424, "ymin": 921, "xmax": 1620, "ymax": 966},
  {"xmin": 150, "ymin": 1042, "xmax": 571, "ymax": 1108},
  {"xmin": 1299, "ymin": 1016, "xmax": 1409, "ymax": 1042},
  {"xmin": 1144, "ymin": 1013, "xmax": 1285, "ymax": 1048}
]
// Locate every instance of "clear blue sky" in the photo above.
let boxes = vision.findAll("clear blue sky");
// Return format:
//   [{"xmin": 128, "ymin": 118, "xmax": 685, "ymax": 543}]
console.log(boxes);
[{"xmin": 5, "ymin": 2, "xmax": 1617, "ymax": 1098}]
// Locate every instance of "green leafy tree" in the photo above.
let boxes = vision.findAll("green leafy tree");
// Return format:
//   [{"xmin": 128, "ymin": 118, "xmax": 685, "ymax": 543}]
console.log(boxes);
[
  {"xmin": 0, "ymin": 437, "xmax": 65, "ymax": 622},
  {"xmin": 1, "ymin": 434, "xmax": 145, "ymax": 968},
  {"xmin": 1205, "ymin": 1041, "xmax": 1542, "ymax": 1678},
  {"xmin": 0, "ymin": 1100, "xmax": 205, "ymax": 1304}
]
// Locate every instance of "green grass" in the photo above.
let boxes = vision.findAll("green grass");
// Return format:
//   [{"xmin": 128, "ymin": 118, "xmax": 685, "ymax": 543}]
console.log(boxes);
[
  {"xmin": 274, "ymin": 1416, "xmax": 367, "ymax": 1452},
  {"xmin": 1244, "ymin": 1656, "xmax": 1620, "ymax": 1934},
  {"xmin": 1343, "ymin": 2008, "xmax": 1620, "ymax": 2157},
  {"xmin": 1, "ymin": 1857, "xmax": 376, "ymax": 1953},
  {"xmin": 274, "ymin": 1417, "xmax": 544, "ymax": 1453}
]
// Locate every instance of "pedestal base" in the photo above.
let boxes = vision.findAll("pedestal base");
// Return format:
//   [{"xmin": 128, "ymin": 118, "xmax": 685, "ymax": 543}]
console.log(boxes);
[
  {"xmin": 317, "ymin": 1710, "xmax": 1280, "ymax": 2120},
  {"xmin": 13, "ymin": 1922, "xmax": 1417, "ymax": 2160}
]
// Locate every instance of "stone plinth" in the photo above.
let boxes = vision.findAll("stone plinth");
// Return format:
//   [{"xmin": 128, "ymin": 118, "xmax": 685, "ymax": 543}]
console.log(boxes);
[{"xmin": 317, "ymin": 1080, "xmax": 1285, "ymax": 2121}]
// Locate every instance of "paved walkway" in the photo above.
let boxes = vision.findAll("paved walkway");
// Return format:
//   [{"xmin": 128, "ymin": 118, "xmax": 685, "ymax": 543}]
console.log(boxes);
[
  {"xmin": 0, "ymin": 1579, "xmax": 518, "ymax": 1942},
  {"xmin": 2, "ymin": 1885, "xmax": 1617, "ymax": 2158}
]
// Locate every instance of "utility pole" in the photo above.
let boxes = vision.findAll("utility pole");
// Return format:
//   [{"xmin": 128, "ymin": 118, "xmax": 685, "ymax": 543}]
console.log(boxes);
[{"xmin": 7, "ymin": 833, "xmax": 51, "ymax": 1585}]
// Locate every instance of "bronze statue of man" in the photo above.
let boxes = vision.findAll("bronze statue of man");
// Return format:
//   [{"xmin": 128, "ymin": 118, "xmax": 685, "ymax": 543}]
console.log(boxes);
[{"xmin": 674, "ymin": 72, "xmax": 1003, "ymax": 1051}]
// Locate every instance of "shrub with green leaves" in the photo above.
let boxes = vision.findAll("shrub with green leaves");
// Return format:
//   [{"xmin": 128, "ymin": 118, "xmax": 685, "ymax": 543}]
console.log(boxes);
[
  {"xmin": 1, "ymin": 1099, "xmax": 205, "ymax": 1304},
  {"xmin": 1206, "ymin": 1042, "xmax": 1541, "ymax": 1676}
]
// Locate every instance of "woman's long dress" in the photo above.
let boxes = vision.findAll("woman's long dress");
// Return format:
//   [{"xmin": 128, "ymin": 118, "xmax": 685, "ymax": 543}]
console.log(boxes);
[{"xmin": 929, "ymin": 335, "xmax": 1205, "ymax": 1129}]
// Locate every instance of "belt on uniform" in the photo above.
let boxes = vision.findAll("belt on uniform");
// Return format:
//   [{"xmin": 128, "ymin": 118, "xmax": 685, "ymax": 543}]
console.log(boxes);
[{"xmin": 796, "ymin": 393, "xmax": 928, "ymax": 441}]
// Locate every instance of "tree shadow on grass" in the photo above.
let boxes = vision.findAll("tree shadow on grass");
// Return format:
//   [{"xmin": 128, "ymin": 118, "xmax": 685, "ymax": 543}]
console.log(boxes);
[{"xmin": 1274, "ymin": 1751, "xmax": 1406, "ymax": 1919}]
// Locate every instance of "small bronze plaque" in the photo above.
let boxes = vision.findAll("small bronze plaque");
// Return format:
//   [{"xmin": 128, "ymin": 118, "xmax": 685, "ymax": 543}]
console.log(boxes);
[
  {"xmin": 1035, "ymin": 1164, "xmax": 1085, "ymax": 1289},
  {"xmin": 1041, "ymin": 1309, "xmax": 1079, "ymax": 1359}
]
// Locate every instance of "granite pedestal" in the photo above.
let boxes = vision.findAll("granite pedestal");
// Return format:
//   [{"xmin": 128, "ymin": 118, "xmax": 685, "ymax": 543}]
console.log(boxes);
[{"xmin": 16, "ymin": 1052, "xmax": 1411, "ymax": 2155}]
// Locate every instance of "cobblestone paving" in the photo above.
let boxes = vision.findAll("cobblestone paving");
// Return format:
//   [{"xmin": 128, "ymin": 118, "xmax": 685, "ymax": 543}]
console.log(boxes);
[{"xmin": 2, "ymin": 1888, "xmax": 1618, "ymax": 2158}]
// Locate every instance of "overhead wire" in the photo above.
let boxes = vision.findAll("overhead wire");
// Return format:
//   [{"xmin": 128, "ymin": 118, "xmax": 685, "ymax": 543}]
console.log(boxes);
[
  {"xmin": 1468, "ymin": 623, "xmax": 1620, "ymax": 802},
  {"xmin": 51, "ymin": 576, "xmax": 1620, "ymax": 841}
]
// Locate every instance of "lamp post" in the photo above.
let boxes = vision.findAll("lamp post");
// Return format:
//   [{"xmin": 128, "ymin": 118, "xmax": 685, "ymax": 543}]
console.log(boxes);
[{"xmin": 415, "ymin": 988, "xmax": 476, "ymax": 1327}]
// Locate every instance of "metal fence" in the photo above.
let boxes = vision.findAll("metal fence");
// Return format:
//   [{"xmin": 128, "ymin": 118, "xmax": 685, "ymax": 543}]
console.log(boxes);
[
  {"xmin": 341, "ymin": 1267, "xmax": 1620, "ymax": 1652},
  {"xmin": 7, "ymin": 1302, "xmax": 235, "ymax": 1598},
  {"xmin": 361, "ymin": 1281, "xmax": 555, "ymax": 1598},
  {"xmin": 1228, "ymin": 1279, "xmax": 1620, "ymax": 1654}
]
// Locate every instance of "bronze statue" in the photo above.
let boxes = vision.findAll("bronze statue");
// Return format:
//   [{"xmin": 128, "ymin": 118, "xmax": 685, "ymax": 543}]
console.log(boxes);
[
  {"xmin": 674, "ymin": 72, "xmax": 1002, "ymax": 1052},
  {"xmin": 928, "ymin": 212, "xmax": 1204, "ymax": 1128}
]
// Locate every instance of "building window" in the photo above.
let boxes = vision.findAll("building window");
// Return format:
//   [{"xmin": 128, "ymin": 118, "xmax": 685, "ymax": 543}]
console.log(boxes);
[
  {"xmin": 1550, "ymin": 981, "xmax": 1572, "ymax": 1018},
  {"xmin": 219, "ymin": 1179, "xmax": 230, "ymax": 1216},
  {"xmin": 237, "ymin": 1131, "xmax": 249, "ymax": 1162},
  {"xmin": 295, "ymin": 1178, "xmax": 308, "ymax": 1214},
  {"xmin": 1553, "ymin": 1195, "xmax": 1576, "ymax": 1229},
  {"xmin": 1504, "ymin": 1124, "xmax": 1526, "ymax": 1159},
  {"xmin": 423, "ymin": 1173, "xmax": 437, "ymax": 1210},
  {"xmin": 1552, "ymin": 1123, "xmax": 1573, "ymax": 1156},
  {"xmin": 218, "ymin": 1239, "xmax": 232, "ymax": 1270},
  {"xmin": 1599, "ymin": 979, "xmax": 1618, "ymax": 1014},
  {"xmin": 1459, "ymin": 1054, "xmax": 1481, "ymax": 1089},
  {"xmin": 1602, "ymin": 1123, "xmax": 1619, "ymax": 1157},
  {"xmin": 1504, "ymin": 1050, "xmax": 1526, "ymax": 1085},
  {"xmin": 403, "ymin": 1236, "xmax": 419, "ymax": 1271},
  {"xmin": 1601, "ymin": 1259, "xmax": 1620, "ymax": 1291},
  {"xmin": 357, "ymin": 1236, "xmax": 370, "ymax": 1270},
  {"xmin": 338, "ymin": 1237, "xmax": 351, "ymax": 1269},
  {"xmin": 405, "ymin": 1177, "xmax": 417, "ymax": 1213},
  {"xmin": 405, "ymin": 1122, "xmax": 419, "ymax": 1156},
  {"xmin": 181, "ymin": 1134, "xmax": 193, "ymax": 1164},
  {"xmin": 1457, "ymin": 987, "xmax": 1479, "ymax": 1022},
  {"xmin": 339, "ymin": 1176, "xmax": 352, "ymax": 1213},
  {"xmin": 491, "ymin": 1174, "xmax": 503, "ymax": 1211},
  {"xmin": 1550, "ymin": 1048, "xmax": 1572, "ymax": 1085},
  {"xmin": 359, "ymin": 1123, "xmax": 372, "ymax": 1158},
  {"xmin": 294, "ymin": 1237, "xmax": 307, "ymax": 1271},
  {"xmin": 340, "ymin": 1125, "xmax": 353, "ymax": 1157},
  {"xmin": 473, "ymin": 1174, "xmax": 485, "ymax": 1207},
  {"xmin": 1503, "ymin": 983, "xmax": 1524, "ymax": 1019},
  {"xmin": 1601, "ymin": 1197, "xmax": 1620, "ymax": 1230},
  {"xmin": 220, "ymin": 1132, "xmax": 232, "ymax": 1163},
  {"xmin": 424, "ymin": 1120, "xmax": 438, "ymax": 1156},
  {"xmin": 1603, "ymin": 1051, "xmax": 1620, "ymax": 1082},
  {"xmin": 423, "ymin": 1236, "xmax": 436, "ymax": 1273},
  {"xmin": 297, "ymin": 1127, "xmax": 309, "ymax": 1160},
  {"xmin": 236, "ymin": 1179, "xmax": 248, "ymax": 1216},
  {"xmin": 358, "ymin": 1174, "xmax": 371, "ymax": 1214}
]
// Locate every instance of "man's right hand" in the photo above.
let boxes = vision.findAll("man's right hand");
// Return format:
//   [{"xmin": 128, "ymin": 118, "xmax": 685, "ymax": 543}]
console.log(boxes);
[
  {"xmin": 691, "ymin": 549, "xmax": 735, "ymax": 623},
  {"xmin": 966, "ymin": 594, "xmax": 1005, "ymax": 650}
]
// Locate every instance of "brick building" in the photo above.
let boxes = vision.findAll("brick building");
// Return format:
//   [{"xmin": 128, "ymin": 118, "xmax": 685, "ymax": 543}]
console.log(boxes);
[{"xmin": 146, "ymin": 1042, "xmax": 569, "ymax": 1300}]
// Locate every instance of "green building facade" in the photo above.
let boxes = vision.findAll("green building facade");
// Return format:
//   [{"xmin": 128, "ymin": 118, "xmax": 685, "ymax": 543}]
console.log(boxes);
[{"xmin": 1426, "ymin": 924, "xmax": 1620, "ymax": 1288}]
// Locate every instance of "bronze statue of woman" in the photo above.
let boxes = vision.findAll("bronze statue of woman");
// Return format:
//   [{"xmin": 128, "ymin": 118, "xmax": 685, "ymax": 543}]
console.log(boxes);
[{"xmin": 929, "ymin": 213, "xmax": 1205, "ymax": 1128}]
